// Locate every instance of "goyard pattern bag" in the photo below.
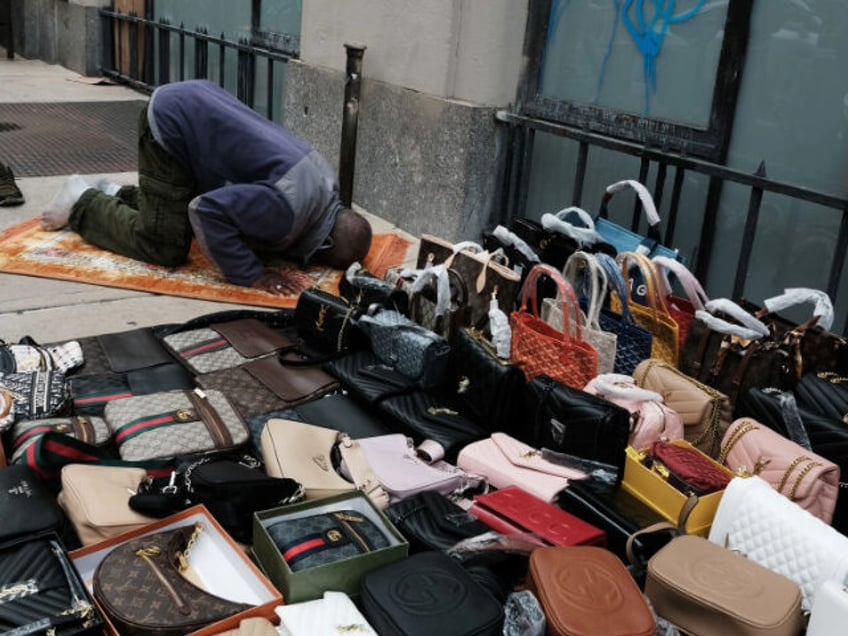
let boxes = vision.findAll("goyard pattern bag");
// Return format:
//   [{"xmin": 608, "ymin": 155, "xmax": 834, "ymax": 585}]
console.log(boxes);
[
  {"xmin": 510, "ymin": 263, "xmax": 598, "ymax": 390},
  {"xmin": 103, "ymin": 388, "xmax": 249, "ymax": 462},
  {"xmin": 93, "ymin": 523, "xmax": 251, "ymax": 636}
]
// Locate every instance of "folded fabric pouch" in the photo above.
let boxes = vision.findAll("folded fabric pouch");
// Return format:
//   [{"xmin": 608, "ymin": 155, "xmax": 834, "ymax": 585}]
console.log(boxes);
[
  {"xmin": 266, "ymin": 509, "xmax": 390, "ymax": 572},
  {"xmin": 457, "ymin": 432, "xmax": 586, "ymax": 503},
  {"xmin": 360, "ymin": 551, "xmax": 504, "ymax": 636},
  {"xmin": 385, "ymin": 490, "xmax": 489, "ymax": 553},
  {"xmin": 469, "ymin": 486, "xmax": 606, "ymax": 547}
]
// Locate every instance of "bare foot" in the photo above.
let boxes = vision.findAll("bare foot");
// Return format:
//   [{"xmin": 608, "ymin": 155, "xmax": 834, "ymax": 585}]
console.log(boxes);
[{"xmin": 40, "ymin": 174, "xmax": 91, "ymax": 230}]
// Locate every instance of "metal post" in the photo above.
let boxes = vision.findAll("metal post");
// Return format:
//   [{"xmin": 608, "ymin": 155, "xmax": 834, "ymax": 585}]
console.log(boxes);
[{"xmin": 339, "ymin": 42, "xmax": 366, "ymax": 209}]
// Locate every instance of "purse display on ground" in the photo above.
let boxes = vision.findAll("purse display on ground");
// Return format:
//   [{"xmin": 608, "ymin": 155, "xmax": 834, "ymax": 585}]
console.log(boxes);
[{"xmin": 93, "ymin": 522, "xmax": 252, "ymax": 635}]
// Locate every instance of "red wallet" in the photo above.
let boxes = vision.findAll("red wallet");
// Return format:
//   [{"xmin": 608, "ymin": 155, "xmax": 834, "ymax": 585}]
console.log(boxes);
[{"xmin": 469, "ymin": 486, "xmax": 606, "ymax": 547}]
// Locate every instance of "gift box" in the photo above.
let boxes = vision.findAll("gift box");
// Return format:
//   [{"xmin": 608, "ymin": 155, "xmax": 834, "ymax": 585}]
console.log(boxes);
[
  {"xmin": 621, "ymin": 441, "xmax": 732, "ymax": 536},
  {"xmin": 252, "ymin": 490, "xmax": 408, "ymax": 604},
  {"xmin": 70, "ymin": 504, "xmax": 282, "ymax": 636}
]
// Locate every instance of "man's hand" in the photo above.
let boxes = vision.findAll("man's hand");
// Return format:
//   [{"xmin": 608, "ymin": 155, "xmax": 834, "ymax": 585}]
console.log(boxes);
[{"xmin": 250, "ymin": 270, "xmax": 289, "ymax": 295}]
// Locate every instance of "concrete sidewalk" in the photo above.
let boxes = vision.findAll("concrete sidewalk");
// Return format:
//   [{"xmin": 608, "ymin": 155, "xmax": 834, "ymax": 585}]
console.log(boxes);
[{"xmin": 0, "ymin": 55, "xmax": 416, "ymax": 344}]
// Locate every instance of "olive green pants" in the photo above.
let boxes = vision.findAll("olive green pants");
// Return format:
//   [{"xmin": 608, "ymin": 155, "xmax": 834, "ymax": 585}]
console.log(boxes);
[{"xmin": 69, "ymin": 105, "xmax": 196, "ymax": 267}]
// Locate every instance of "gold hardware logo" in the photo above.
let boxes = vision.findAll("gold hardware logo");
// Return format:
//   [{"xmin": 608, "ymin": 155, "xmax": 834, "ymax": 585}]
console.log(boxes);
[
  {"xmin": 326, "ymin": 529, "xmax": 343, "ymax": 543},
  {"xmin": 315, "ymin": 305, "xmax": 328, "ymax": 332},
  {"xmin": 174, "ymin": 409, "xmax": 194, "ymax": 423}
]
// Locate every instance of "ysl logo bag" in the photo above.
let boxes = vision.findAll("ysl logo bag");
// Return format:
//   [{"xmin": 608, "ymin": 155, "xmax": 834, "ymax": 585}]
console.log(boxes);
[{"xmin": 93, "ymin": 523, "xmax": 252, "ymax": 636}]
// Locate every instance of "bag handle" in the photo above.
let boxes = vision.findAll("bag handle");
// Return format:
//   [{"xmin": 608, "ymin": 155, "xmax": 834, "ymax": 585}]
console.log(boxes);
[
  {"xmin": 600, "ymin": 180, "xmax": 663, "ymax": 243},
  {"xmin": 761, "ymin": 288, "xmax": 834, "ymax": 331},
  {"xmin": 595, "ymin": 253, "xmax": 638, "ymax": 327},
  {"xmin": 617, "ymin": 251, "xmax": 673, "ymax": 328},
  {"xmin": 337, "ymin": 434, "xmax": 390, "ymax": 510},
  {"xmin": 695, "ymin": 298, "xmax": 771, "ymax": 340},
  {"xmin": 541, "ymin": 206, "xmax": 604, "ymax": 247},
  {"xmin": 491, "ymin": 225, "xmax": 541, "ymax": 264},
  {"xmin": 589, "ymin": 373, "xmax": 664, "ymax": 403},
  {"xmin": 563, "ymin": 251, "xmax": 608, "ymax": 331},
  {"xmin": 624, "ymin": 493, "xmax": 697, "ymax": 569},
  {"xmin": 653, "ymin": 255, "xmax": 708, "ymax": 311},
  {"xmin": 520, "ymin": 263, "xmax": 583, "ymax": 343}
]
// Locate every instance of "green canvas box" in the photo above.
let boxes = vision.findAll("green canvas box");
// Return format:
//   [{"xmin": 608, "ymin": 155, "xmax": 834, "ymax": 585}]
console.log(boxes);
[{"xmin": 252, "ymin": 491, "xmax": 408, "ymax": 604}]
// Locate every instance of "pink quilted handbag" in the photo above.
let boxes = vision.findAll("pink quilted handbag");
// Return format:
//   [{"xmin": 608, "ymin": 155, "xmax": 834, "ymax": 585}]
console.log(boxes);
[{"xmin": 719, "ymin": 417, "xmax": 840, "ymax": 524}]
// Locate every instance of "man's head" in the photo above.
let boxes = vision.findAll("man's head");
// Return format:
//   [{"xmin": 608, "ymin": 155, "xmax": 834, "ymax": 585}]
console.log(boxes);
[{"xmin": 315, "ymin": 207, "xmax": 373, "ymax": 269}]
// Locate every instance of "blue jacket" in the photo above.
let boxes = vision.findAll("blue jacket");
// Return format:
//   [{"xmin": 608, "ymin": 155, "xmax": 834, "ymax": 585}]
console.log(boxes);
[{"xmin": 147, "ymin": 80, "xmax": 339, "ymax": 285}]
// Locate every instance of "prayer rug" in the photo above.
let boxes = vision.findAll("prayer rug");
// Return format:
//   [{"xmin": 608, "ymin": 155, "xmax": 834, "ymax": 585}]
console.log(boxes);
[{"xmin": 0, "ymin": 218, "xmax": 414, "ymax": 309}]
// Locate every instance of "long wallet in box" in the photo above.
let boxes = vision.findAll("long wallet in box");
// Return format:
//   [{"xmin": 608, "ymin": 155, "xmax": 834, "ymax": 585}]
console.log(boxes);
[
  {"xmin": 360, "ymin": 550, "xmax": 503, "ymax": 636},
  {"xmin": 469, "ymin": 486, "xmax": 606, "ymax": 547},
  {"xmin": 558, "ymin": 478, "xmax": 675, "ymax": 567}
]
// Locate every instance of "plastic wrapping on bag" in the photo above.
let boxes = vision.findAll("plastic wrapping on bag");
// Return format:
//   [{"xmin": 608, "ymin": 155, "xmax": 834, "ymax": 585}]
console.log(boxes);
[
  {"xmin": 488, "ymin": 297, "xmax": 511, "ymax": 359},
  {"xmin": 503, "ymin": 590, "xmax": 546, "ymax": 636},
  {"xmin": 492, "ymin": 225, "xmax": 540, "ymax": 264}
]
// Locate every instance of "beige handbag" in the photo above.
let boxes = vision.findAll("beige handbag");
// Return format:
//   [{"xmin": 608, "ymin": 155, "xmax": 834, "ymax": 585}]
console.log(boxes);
[
  {"xmin": 633, "ymin": 359, "xmax": 732, "ymax": 459},
  {"xmin": 217, "ymin": 617, "xmax": 279, "ymax": 636},
  {"xmin": 260, "ymin": 418, "xmax": 389, "ymax": 509},
  {"xmin": 56, "ymin": 464, "xmax": 157, "ymax": 546}
]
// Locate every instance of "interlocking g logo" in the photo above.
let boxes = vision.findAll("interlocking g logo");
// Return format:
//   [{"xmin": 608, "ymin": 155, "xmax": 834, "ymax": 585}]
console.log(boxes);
[
  {"xmin": 174, "ymin": 409, "xmax": 194, "ymax": 422},
  {"xmin": 389, "ymin": 568, "xmax": 468, "ymax": 615},
  {"xmin": 554, "ymin": 558, "xmax": 624, "ymax": 612}
]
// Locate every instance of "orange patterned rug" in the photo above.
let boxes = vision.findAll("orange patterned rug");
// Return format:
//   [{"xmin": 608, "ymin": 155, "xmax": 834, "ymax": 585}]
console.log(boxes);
[{"xmin": 0, "ymin": 218, "xmax": 413, "ymax": 309}]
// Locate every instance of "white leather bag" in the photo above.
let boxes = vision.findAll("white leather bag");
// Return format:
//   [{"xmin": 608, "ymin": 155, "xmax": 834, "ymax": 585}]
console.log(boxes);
[
  {"xmin": 276, "ymin": 591, "xmax": 377, "ymax": 636},
  {"xmin": 807, "ymin": 579, "xmax": 848, "ymax": 636},
  {"xmin": 708, "ymin": 476, "xmax": 848, "ymax": 611}
]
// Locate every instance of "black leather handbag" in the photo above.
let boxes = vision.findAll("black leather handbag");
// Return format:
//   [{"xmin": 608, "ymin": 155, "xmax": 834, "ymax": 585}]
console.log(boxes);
[
  {"xmin": 794, "ymin": 371, "xmax": 848, "ymax": 422},
  {"xmin": 294, "ymin": 288, "xmax": 364, "ymax": 355},
  {"xmin": 524, "ymin": 375, "xmax": 631, "ymax": 480},
  {"xmin": 385, "ymin": 491, "xmax": 489, "ymax": 553},
  {"xmin": 339, "ymin": 264, "xmax": 409, "ymax": 314},
  {"xmin": 325, "ymin": 350, "xmax": 417, "ymax": 406},
  {"xmin": 0, "ymin": 535, "xmax": 103, "ymax": 635},
  {"xmin": 360, "ymin": 551, "xmax": 504, "ymax": 636}
]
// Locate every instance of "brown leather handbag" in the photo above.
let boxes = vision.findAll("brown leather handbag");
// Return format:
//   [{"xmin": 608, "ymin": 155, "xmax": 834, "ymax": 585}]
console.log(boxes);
[
  {"xmin": 527, "ymin": 546, "xmax": 656, "ymax": 636},
  {"xmin": 93, "ymin": 523, "xmax": 252, "ymax": 636}
]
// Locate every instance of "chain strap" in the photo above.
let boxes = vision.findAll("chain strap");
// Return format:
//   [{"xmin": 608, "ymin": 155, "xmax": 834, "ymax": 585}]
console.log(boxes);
[
  {"xmin": 177, "ymin": 522, "xmax": 204, "ymax": 572},
  {"xmin": 717, "ymin": 420, "xmax": 759, "ymax": 465},
  {"xmin": 818, "ymin": 371, "xmax": 848, "ymax": 384},
  {"xmin": 776, "ymin": 456, "xmax": 813, "ymax": 495},
  {"xmin": 788, "ymin": 461, "xmax": 823, "ymax": 500}
]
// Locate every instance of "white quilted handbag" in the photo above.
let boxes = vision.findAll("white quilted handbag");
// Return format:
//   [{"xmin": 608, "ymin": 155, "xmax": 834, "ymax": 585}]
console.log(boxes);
[
  {"xmin": 276, "ymin": 591, "xmax": 377, "ymax": 635},
  {"xmin": 708, "ymin": 476, "xmax": 848, "ymax": 611}
]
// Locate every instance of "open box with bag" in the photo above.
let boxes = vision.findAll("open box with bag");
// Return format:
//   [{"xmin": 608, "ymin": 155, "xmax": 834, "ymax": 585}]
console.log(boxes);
[{"xmin": 69, "ymin": 504, "xmax": 282, "ymax": 636}]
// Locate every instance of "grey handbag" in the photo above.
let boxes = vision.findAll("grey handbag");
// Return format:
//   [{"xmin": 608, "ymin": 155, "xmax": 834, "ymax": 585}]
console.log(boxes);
[
  {"xmin": 356, "ymin": 309, "xmax": 450, "ymax": 389},
  {"xmin": 104, "ymin": 388, "xmax": 249, "ymax": 461}
]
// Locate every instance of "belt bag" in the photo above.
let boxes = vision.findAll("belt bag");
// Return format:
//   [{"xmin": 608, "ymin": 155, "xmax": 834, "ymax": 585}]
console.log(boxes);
[
  {"xmin": 103, "ymin": 388, "xmax": 249, "ymax": 462},
  {"xmin": 718, "ymin": 417, "xmax": 840, "ymax": 525},
  {"xmin": 708, "ymin": 475, "xmax": 848, "ymax": 611},
  {"xmin": 646, "ymin": 535, "xmax": 803, "ymax": 636}
]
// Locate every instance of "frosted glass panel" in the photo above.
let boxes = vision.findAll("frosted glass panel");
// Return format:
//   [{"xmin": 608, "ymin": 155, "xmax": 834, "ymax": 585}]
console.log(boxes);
[{"xmin": 539, "ymin": 0, "xmax": 727, "ymax": 125}]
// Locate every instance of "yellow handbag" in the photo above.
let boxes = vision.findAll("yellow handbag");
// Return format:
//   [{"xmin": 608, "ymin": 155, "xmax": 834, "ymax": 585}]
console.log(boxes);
[{"xmin": 615, "ymin": 251, "xmax": 679, "ymax": 366}]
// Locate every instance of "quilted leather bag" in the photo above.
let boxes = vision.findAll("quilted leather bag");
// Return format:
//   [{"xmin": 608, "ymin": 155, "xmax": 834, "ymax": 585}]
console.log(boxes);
[
  {"xmin": 265, "ymin": 509, "xmax": 390, "ymax": 572},
  {"xmin": 0, "ymin": 370, "xmax": 68, "ymax": 424},
  {"xmin": 93, "ymin": 523, "xmax": 251, "ymax": 635},
  {"xmin": 527, "ymin": 546, "xmax": 656, "ymax": 636},
  {"xmin": 583, "ymin": 373, "xmax": 684, "ymax": 450},
  {"xmin": 653, "ymin": 255, "xmax": 708, "ymax": 352},
  {"xmin": 275, "ymin": 591, "xmax": 377, "ymax": 636},
  {"xmin": 645, "ymin": 534, "xmax": 804, "ymax": 636},
  {"xmin": 162, "ymin": 318, "xmax": 293, "ymax": 374},
  {"xmin": 595, "ymin": 253, "xmax": 654, "ymax": 374},
  {"xmin": 648, "ymin": 440, "xmax": 731, "ymax": 495},
  {"xmin": 104, "ymin": 388, "xmax": 249, "ymax": 462},
  {"xmin": 718, "ymin": 417, "xmax": 840, "ymax": 524},
  {"xmin": 633, "ymin": 359, "xmax": 732, "ymax": 460},
  {"xmin": 416, "ymin": 234, "xmax": 521, "ymax": 326},
  {"xmin": 541, "ymin": 250, "xmax": 617, "ymax": 374},
  {"xmin": 510, "ymin": 263, "xmax": 598, "ymax": 389},
  {"xmin": 794, "ymin": 370, "xmax": 848, "ymax": 421},
  {"xmin": 615, "ymin": 251, "xmax": 679, "ymax": 365},
  {"xmin": 0, "ymin": 536, "xmax": 103, "ymax": 635},
  {"xmin": 385, "ymin": 491, "xmax": 489, "ymax": 552},
  {"xmin": 10, "ymin": 415, "xmax": 111, "ymax": 465},
  {"xmin": 709, "ymin": 475, "xmax": 848, "ymax": 611}
]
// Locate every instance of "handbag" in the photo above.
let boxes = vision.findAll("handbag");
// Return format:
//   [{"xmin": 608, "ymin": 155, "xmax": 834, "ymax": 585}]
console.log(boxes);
[
  {"xmin": 527, "ymin": 546, "xmax": 656, "ymax": 636},
  {"xmin": 103, "ymin": 387, "xmax": 250, "ymax": 462},
  {"xmin": 583, "ymin": 373, "xmax": 685, "ymax": 450},
  {"xmin": 339, "ymin": 261, "xmax": 409, "ymax": 314},
  {"xmin": 510, "ymin": 263, "xmax": 598, "ymax": 389},
  {"xmin": 356, "ymin": 309, "xmax": 451, "ymax": 389},
  {"xmin": 807, "ymin": 579, "xmax": 848, "ymax": 636},
  {"xmin": 352, "ymin": 434, "xmax": 479, "ymax": 503},
  {"xmin": 95, "ymin": 327, "xmax": 174, "ymax": 373},
  {"xmin": 615, "ymin": 251, "xmax": 680, "ymax": 365},
  {"xmin": 718, "ymin": 417, "xmax": 840, "ymax": 524},
  {"xmin": 57, "ymin": 464, "xmax": 156, "ymax": 547},
  {"xmin": 93, "ymin": 523, "xmax": 252, "ymax": 635},
  {"xmin": 384, "ymin": 491, "xmax": 489, "ymax": 553},
  {"xmin": 293, "ymin": 288, "xmax": 363, "ymax": 355},
  {"xmin": 0, "ymin": 464, "xmax": 66, "ymax": 543},
  {"xmin": 408, "ymin": 265, "xmax": 470, "ymax": 341},
  {"xmin": 0, "ymin": 370, "xmax": 68, "ymax": 424},
  {"xmin": 680, "ymin": 298, "xmax": 798, "ymax": 404},
  {"xmin": 652, "ymin": 255, "xmax": 708, "ymax": 352},
  {"xmin": 795, "ymin": 370, "xmax": 848, "ymax": 421},
  {"xmin": 260, "ymin": 418, "xmax": 389, "ymax": 508},
  {"xmin": 444, "ymin": 326, "xmax": 526, "ymax": 436},
  {"xmin": 265, "ymin": 509, "xmax": 390, "ymax": 572},
  {"xmin": 0, "ymin": 536, "xmax": 103, "ymax": 635},
  {"xmin": 325, "ymin": 350, "xmax": 417, "ymax": 406},
  {"xmin": 647, "ymin": 440, "xmax": 731, "ymax": 495},
  {"xmin": 162, "ymin": 318, "xmax": 293, "ymax": 374},
  {"xmin": 219, "ymin": 617, "xmax": 280, "ymax": 636},
  {"xmin": 275, "ymin": 591, "xmax": 377, "ymax": 636},
  {"xmin": 481, "ymin": 224, "xmax": 542, "ymax": 286},
  {"xmin": 595, "ymin": 253, "xmax": 654, "ymax": 374},
  {"xmin": 10, "ymin": 415, "xmax": 111, "ymax": 465},
  {"xmin": 416, "ymin": 234, "xmax": 521, "ymax": 327},
  {"xmin": 360, "ymin": 551, "xmax": 504, "ymax": 636},
  {"xmin": 456, "ymin": 432, "xmax": 586, "ymax": 503},
  {"xmin": 708, "ymin": 475, "xmax": 848, "ymax": 611},
  {"xmin": 523, "ymin": 374, "xmax": 631, "ymax": 479},
  {"xmin": 645, "ymin": 534, "xmax": 804, "ymax": 636},
  {"xmin": 541, "ymin": 251, "xmax": 618, "ymax": 375},
  {"xmin": 633, "ymin": 359, "xmax": 732, "ymax": 459}
]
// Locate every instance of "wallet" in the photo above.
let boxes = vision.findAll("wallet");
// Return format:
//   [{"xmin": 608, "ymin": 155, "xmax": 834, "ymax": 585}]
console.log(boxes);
[{"xmin": 469, "ymin": 486, "xmax": 606, "ymax": 547}]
